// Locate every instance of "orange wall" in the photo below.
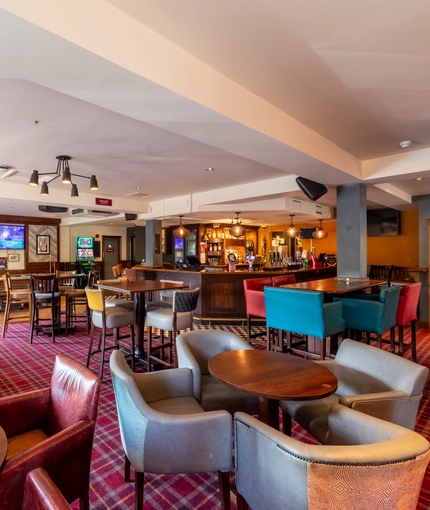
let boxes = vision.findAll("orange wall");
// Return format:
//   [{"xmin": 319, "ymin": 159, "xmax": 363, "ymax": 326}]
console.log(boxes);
[{"xmin": 258, "ymin": 210, "xmax": 419, "ymax": 267}]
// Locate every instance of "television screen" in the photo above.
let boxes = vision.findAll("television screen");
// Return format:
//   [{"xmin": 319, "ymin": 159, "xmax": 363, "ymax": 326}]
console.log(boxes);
[
  {"xmin": 367, "ymin": 208, "xmax": 400, "ymax": 236},
  {"xmin": 0, "ymin": 225, "xmax": 25, "ymax": 250},
  {"xmin": 77, "ymin": 237, "xmax": 94, "ymax": 248},
  {"xmin": 77, "ymin": 248, "xmax": 94, "ymax": 261}
]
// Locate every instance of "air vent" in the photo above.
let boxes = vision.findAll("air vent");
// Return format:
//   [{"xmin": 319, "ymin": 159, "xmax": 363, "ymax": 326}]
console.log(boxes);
[
  {"xmin": 39, "ymin": 205, "xmax": 68, "ymax": 213},
  {"xmin": 125, "ymin": 191, "xmax": 153, "ymax": 198},
  {"xmin": 70, "ymin": 208, "xmax": 118, "ymax": 217}
]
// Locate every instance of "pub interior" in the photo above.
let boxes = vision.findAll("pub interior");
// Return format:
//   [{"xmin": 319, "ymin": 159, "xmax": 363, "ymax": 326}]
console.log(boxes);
[{"xmin": 2, "ymin": 2, "xmax": 430, "ymax": 509}]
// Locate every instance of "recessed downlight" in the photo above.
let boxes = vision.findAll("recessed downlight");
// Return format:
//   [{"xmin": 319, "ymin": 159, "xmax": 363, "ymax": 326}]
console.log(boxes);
[
  {"xmin": 399, "ymin": 140, "xmax": 412, "ymax": 149},
  {"xmin": 206, "ymin": 167, "xmax": 214, "ymax": 172},
  {"xmin": 416, "ymin": 177, "xmax": 424, "ymax": 181}
]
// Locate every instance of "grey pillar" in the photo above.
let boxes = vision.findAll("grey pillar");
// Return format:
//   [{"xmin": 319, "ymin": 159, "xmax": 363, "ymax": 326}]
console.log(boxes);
[
  {"xmin": 415, "ymin": 196, "xmax": 430, "ymax": 323},
  {"xmin": 336, "ymin": 184, "xmax": 367, "ymax": 279},
  {"xmin": 145, "ymin": 220, "xmax": 162, "ymax": 267}
]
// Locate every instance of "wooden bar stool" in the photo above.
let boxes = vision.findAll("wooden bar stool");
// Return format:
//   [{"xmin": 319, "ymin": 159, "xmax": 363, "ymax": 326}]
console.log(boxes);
[{"xmin": 1, "ymin": 273, "xmax": 32, "ymax": 338}]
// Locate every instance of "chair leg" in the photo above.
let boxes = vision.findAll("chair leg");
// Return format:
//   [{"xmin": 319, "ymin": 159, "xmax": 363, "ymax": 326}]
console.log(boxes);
[
  {"xmin": 320, "ymin": 337, "xmax": 326, "ymax": 360},
  {"xmin": 218, "ymin": 471, "xmax": 231, "ymax": 510},
  {"xmin": 236, "ymin": 494, "xmax": 249, "ymax": 510},
  {"xmin": 78, "ymin": 494, "xmax": 90, "ymax": 510},
  {"xmin": 29, "ymin": 300, "xmax": 36, "ymax": 343},
  {"xmin": 390, "ymin": 326, "xmax": 396, "ymax": 353},
  {"xmin": 51, "ymin": 300, "xmax": 56, "ymax": 343},
  {"xmin": 99, "ymin": 325, "xmax": 107, "ymax": 381},
  {"xmin": 411, "ymin": 321, "xmax": 417, "ymax": 362},
  {"xmin": 147, "ymin": 327, "xmax": 153, "ymax": 372},
  {"xmin": 282, "ymin": 411, "xmax": 292, "ymax": 436},
  {"xmin": 130, "ymin": 324, "xmax": 135, "ymax": 372},
  {"xmin": 135, "ymin": 471, "xmax": 145, "ymax": 510},
  {"xmin": 87, "ymin": 324, "xmax": 96, "ymax": 368},
  {"xmin": 125, "ymin": 455, "xmax": 131, "ymax": 483},
  {"xmin": 376, "ymin": 333, "xmax": 382, "ymax": 349},
  {"xmin": 246, "ymin": 314, "xmax": 251, "ymax": 343}
]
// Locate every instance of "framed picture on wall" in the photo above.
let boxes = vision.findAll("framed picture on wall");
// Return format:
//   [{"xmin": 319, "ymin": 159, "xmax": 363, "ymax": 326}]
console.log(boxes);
[
  {"xmin": 0, "ymin": 257, "xmax": 7, "ymax": 270},
  {"xmin": 36, "ymin": 235, "xmax": 50, "ymax": 255}
]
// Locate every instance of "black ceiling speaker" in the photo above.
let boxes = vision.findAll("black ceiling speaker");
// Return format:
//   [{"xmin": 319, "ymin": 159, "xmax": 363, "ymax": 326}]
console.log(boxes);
[
  {"xmin": 38, "ymin": 205, "xmax": 68, "ymax": 213},
  {"xmin": 125, "ymin": 213, "xmax": 138, "ymax": 221},
  {"xmin": 295, "ymin": 177, "xmax": 328, "ymax": 202}
]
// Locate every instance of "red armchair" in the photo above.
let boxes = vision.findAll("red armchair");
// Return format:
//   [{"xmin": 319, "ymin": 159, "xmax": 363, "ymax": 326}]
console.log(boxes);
[
  {"xmin": 22, "ymin": 468, "xmax": 70, "ymax": 509},
  {"xmin": 272, "ymin": 274, "xmax": 296, "ymax": 287},
  {"xmin": 0, "ymin": 354, "xmax": 101, "ymax": 510},
  {"xmin": 243, "ymin": 277, "xmax": 273, "ymax": 345},
  {"xmin": 390, "ymin": 282, "xmax": 422, "ymax": 362}
]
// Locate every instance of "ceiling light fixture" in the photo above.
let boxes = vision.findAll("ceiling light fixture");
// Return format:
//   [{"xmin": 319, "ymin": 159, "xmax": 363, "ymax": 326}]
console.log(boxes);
[
  {"xmin": 399, "ymin": 140, "xmax": 412, "ymax": 149},
  {"xmin": 312, "ymin": 219, "xmax": 328, "ymax": 239},
  {"xmin": 28, "ymin": 155, "xmax": 99, "ymax": 197},
  {"xmin": 206, "ymin": 167, "xmax": 214, "ymax": 172},
  {"xmin": 416, "ymin": 177, "xmax": 424, "ymax": 181},
  {"xmin": 284, "ymin": 214, "xmax": 300, "ymax": 238},
  {"xmin": 173, "ymin": 215, "xmax": 190, "ymax": 238},
  {"xmin": 229, "ymin": 212, "xmax": 246, "ymax": 238}
]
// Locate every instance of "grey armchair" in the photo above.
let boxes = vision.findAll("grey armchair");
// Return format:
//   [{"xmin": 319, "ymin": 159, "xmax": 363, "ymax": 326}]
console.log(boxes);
[
  {"xmin": 109, "ymin": 350, "xmax": 232, "ymax": 510},
  {"xmin": 280, "ymin": 338, "xmax": 429, "ymax": 443},
  {"xmin": 235, "ymin": 405, "xmax": 430, "ymax": 510},
  {"xmin": 176, "ymin": 330, "xmax": 258, "ymax": 415}
]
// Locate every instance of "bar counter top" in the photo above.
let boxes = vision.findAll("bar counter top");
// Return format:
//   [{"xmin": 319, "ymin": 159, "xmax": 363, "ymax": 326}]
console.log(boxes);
[{"xmin": 132, "ymin": 265, "xmax": 337, "ymax": 324}]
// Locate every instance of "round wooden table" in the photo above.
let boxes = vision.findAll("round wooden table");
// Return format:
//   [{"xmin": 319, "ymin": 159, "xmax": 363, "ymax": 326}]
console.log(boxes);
[
  {"xmin": 0, "ymin": 426, "xmax": 7, "ymax": 467},
  {"xmin": 208, "ymin": 350, "xmax": 338, "ymax": 429}
]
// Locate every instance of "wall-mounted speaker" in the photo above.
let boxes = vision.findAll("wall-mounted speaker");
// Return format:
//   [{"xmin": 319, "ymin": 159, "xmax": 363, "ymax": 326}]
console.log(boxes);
[
  {"xmin": 94, "ymin": 240, "xmax": 101, "ymax": 258},
  {"xmin": 125, "ymin": 213, "xmax": 138, "ymax": 221},
  {"xmin": 295, "ymin": 177, "xmax": 328, "ymax": 202},
  {"xmin": 38, "ymin": 205, "xmax": 68, "ymax": 213}
]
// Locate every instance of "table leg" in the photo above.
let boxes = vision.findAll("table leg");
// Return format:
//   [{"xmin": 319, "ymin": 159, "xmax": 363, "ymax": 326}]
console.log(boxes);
[
  {"xmin": 257, "ymin": 397, "xmax": 279, "ymax": 429},
  {"xmin": 134, "ymin": 292, "xmax": 146, "ymax": 358}
]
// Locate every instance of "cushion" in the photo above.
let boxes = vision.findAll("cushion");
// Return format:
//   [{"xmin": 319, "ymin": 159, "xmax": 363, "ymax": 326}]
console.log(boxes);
[
  {"xmin": 6, "ymin": 429, "xmax": 48, "ymax": 460},
  {"xmin": 149, "ymin": 396, "xmax": 205, "ymax": 415}
]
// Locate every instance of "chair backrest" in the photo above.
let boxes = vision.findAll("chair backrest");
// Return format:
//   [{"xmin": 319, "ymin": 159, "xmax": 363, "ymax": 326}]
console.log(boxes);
[
  {"xmin": 378, "ymin": 285, "xmax": 401, "ymax": 331},
  {"xmin": 396, "ymin": 282, "xmax": 422, "ymax": 326},
  {"xmin": 172, "ymin": 288, "xmax": 200, "ymax": 313},
  {"xmin": 47, "ymin": 354, "xmax": 101, "ymax": 436},
  {"xmin": 112, "ymin": 265, "xmax": 120, "ymax": 278},
  {"xmin": 243, "ymin": 277, "xmax": 272, "ymax": 318},
  {"xmin": 334, "ymin": 338, "xmax": 429, "ymax": 398},
  {"xmin": 264, "ymin": 287, "xmax": 327, "ymax": 338},
  {"xmin": 243, "ymin": 277, "xmax": 272, "ymax": 293},
  {"xmin": 368, "ymin": 264, "xmax": 394, "ymax": 280},
  {"xmin": 159, "ymin": 279, "xmax": 184, "ymax": 299},
  {"xmin": 124, "ymin": 268, "xmax": 138, "ymax": 281},
  {"xmin": 85, "ymin": 287, "xmax": 105, "ymax": 312},
  {"xmin": 22, "ymin": 469, "xmax": 71, "ymax": 510},
  {"xmin": 2, "ymin": 272, "xmax": 11, "ymax": 297},
  {"xmin": 56, "ymin": 270, "xmax": 76, "ymax": 289},
  {"xmin": 31, "ymin": 274, "xmax": 58, "ymax": 293},
  {"xmin": 234, "ymin": 405, "xmax": 430, "ymax": 510},
  {"xmin": 272, "ymin": 274, "xmax": 297, "ymax": 287}
]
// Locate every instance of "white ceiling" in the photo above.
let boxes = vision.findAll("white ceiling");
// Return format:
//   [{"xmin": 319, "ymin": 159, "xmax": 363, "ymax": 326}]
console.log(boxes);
[{"xmin": 0, "ymin": 0, "xmax": 430, "ymax": 228}]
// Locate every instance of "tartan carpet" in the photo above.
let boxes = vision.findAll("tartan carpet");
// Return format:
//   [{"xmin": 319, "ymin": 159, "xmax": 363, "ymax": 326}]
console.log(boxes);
[{"xmin": 1, "ymin": 320, "xmax": 430, "ymax": 509}]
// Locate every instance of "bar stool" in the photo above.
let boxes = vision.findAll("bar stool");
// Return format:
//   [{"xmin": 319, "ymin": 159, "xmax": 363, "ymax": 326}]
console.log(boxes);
[
  {"xmin": 85, "ymin": 287, "xmax": 135, "ymax": 380},
  {"xmin": 1, "ymin": 273, "xmax": 32, "ymax": 338},
  {"xmin": 30, "ymin": 274, "xmax": 61, "ymax": 343}
]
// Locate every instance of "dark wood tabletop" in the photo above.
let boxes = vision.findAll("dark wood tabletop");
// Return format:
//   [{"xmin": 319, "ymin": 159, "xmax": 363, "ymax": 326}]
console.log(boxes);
[
  {"xmin": 0, "ymin": 426, "xmax": 7, "ymax": 468},
  {"xmin": 280, "ymin": 277, "xmax": 385, "ymax": 295},
  {"xmin": 209, "ymin": 350, "xmax": 337, "ymax": 401},
  {"xmin": 96, "ymin": 279, "xmax": 186, "ymax": 295}
]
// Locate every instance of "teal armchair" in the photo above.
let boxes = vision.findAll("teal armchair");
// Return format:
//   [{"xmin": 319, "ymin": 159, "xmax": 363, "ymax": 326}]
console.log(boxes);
[
  {"xmin": 264, "ymin": 287, "xmax": 344, "ymax": 359},
  {"xmin": 334, "ymin": 285, "xmax": 401, "ymax": 347}
]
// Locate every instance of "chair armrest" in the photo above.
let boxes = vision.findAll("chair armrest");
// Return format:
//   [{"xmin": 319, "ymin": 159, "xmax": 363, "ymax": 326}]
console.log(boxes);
[
  {"xmin": 176, "ymin": 341, "xmax": 202, "ymax": 402},
  {"xmin": 0, "ymin": 420, "xmax": 95, "ymax": 509},
  {"xmin": 334, "ymin": 298, "xmax": 383, "ymax": 331},
  {"xmin": 315, "ymin": 359, "xmax": 336, "ymax": 373},
  {"xmin": 339, "ymin": 390, "xmax": 408, "ymax": 407},
  {"xmin": 322, "ymin": 301, "xmax": 344, "ymax": 336},
  {"xmin": 0, "ymin": 388, "xmax": 50, "ymax": 437}
]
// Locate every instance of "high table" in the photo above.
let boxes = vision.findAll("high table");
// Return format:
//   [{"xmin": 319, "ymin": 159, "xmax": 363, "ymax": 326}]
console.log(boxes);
[
  {"xmin": 208, "ymin": 350, "xmax": 337, "ymax": 429},
  {"xmin": 0, "ymin": 426, "xmax": 7, "ymax": 468},
  {"xmin": 96, "ymin": 279, "xmax": 187, "ymax": 357},
  {"xmin": 280, "ymin": 277, "xmax": 385, "ymax": 295}
]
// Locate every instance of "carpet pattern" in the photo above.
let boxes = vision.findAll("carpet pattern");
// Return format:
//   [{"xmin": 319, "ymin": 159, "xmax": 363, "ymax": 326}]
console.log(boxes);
[{"xmin": 1, "ymin": 320, "xmax": 430, "ymax": 509}]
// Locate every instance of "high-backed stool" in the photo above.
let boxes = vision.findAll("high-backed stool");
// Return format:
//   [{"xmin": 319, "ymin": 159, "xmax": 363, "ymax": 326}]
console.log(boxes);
[
  {"xmin": 1, "ymin": 273, "xmax": 32, "ymax": 338},
  {"xmin": 30, "ymin": 274, "xmax": 61, "ymax": 343}
]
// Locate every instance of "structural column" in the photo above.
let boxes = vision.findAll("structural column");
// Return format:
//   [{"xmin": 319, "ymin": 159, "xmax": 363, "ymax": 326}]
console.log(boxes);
[
  {"xmin": 336, "ymin": 184, "xmax": 367, "ymax": 279},
  {"xmin": 145, "ymin": 220, "xmax": 162, "ymax": 267}
]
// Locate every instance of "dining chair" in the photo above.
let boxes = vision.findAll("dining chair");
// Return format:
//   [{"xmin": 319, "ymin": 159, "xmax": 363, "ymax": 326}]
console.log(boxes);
[
  {"xmin": 176, "ymin": 329, "xmax": 258, "ymax": 415},
  {"xmin": 280, "ymin": 338, "xmax": 429, "ymax": 441},
  {"xmin": 22, "ymin": 468, "xmax": 71, "ymax": 510},
  {"xmin": 146, "ymin": 287, "xmax": 200, "ymax": 370},
  {"xmin": 1, "ymin": 273, "xmax": 32, "ymax": 338},
  {"xmin": 264, "ymin": 287, "xmax": 344, "ymax": 359},
  {"xmin": 110, "ymin": 350, "xmax": 232, "ymax": 510},
  {"xmin": 390, "ymin": 282, "xmax": 421, "ymax": 361},
  {"xmin": 235, "ymin": 404, "xmax": 430, "ymax": 510},
  {"xmin": 85, "ymin": 287, "xmax": 135, "ymax": 380},
  {"xmin": 0, "ymin": 354, "xmax": 101, "ymax": 510},
  {"xmin": 243, "ymin": 277, "xmax": 272, "ymax": 346},
  {"xmin": 30, "ymin": 273, "xmax": 61, "ymax": 343},
  {"xmin": 333, "ymin": 285, "xmax": 401, "ymax": 348},
  {"xmin": 55, "ymin": 270, "xmax": 76, "ymax": 293}
]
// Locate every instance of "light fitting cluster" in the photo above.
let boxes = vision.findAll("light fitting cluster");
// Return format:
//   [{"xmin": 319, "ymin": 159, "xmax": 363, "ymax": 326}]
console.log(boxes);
[
  {"xmin": 29, "ymin": 155, "xmax": 98, "ymax": 197},
  {"xmin": 229, "ymin": 212, "xmax": 246, "ymax": 238}
]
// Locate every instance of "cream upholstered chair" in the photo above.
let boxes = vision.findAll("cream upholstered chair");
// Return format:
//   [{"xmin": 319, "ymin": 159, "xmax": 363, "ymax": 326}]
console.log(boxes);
[
  {"xmin": 176, "ymin": 330, "xmax": 258, "ymax": 415},
  {"xmin": 85, "ymin": 287, "xmax": 135, "ymax": 380},
  {"xmin": 234, "ymin": 404, "xmax": 430, "ymax": 510},
  {"xmin": 280, "ymin": 338, "xmax": 429, "ymax": 442},
  {"xmin": 110, "ymin": 350, "xmax": 232, "ymax": 510}
]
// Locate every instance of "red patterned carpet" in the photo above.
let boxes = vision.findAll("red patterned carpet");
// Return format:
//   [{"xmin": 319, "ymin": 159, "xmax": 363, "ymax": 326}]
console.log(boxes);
[{"xmin": 1, "ymin": 320, "xmax": 430, "ymax": 509}]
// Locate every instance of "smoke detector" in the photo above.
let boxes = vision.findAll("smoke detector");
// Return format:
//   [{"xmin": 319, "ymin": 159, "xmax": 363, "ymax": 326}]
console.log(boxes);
[{"xmin": 399, "ymin": 140, "xmax": 412, "ymax": 149}]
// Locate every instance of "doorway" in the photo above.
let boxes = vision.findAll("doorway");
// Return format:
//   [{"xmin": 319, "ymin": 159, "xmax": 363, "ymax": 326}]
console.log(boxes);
[{"xmin": 102, "ymin": 236, "xmax": 121, "ymax": 279}]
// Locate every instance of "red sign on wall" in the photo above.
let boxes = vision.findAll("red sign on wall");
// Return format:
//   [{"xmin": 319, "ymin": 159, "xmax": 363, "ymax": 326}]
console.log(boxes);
[
  {"xmin": 95, "ymin": 198, "xmax": 112, "ymax": 206},
  {"xmin": 106, "ymin": 248, "xmax": 114, "ymax": 253}
]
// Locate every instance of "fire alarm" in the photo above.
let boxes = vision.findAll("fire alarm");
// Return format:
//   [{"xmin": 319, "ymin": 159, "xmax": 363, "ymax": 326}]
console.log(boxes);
[{"xmin": 95, "ymin": 234, "xmax": 100, "ymax": 238}]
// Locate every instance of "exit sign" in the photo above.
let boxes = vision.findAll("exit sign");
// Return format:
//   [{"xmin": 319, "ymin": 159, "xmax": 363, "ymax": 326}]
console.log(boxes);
[{"xmin": 96, "ymin": 198, "xmax": 112, "ymax": 206}]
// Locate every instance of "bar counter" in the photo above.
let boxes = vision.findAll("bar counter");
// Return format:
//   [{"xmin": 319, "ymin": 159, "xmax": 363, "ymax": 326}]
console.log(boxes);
[{"xmin": 132, "ymin": 265, "xmax": 336, "ymax": 324}]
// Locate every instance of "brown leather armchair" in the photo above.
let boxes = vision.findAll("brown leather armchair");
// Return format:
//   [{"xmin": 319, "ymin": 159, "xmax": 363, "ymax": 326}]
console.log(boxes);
[
  {"xmin": 0, "ymin": 355, "xmax": 101, "ymax": 510},
  {"xmin": 22, "ymin": 468, "xmax": 70, "ymax": 509}
]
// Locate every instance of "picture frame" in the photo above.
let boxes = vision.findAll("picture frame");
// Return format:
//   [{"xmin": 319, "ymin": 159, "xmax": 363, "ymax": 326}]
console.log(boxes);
[
  {"xmin": 8, "ymin": 254, "xmax": 19, "ymax": 262},
  {"xmin": 0, "ymin": 257, "xmax": 7, "ymax": 270},
  {"xmin": 36, "ymin": 235, "xmax": 50, "ymax": 255}
]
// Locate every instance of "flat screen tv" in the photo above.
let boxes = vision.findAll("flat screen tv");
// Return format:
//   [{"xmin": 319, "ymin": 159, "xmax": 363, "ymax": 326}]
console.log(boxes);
[
  {"xmin": 367, "ymin": 208, "xmax": 400, "ymax": 237},
  {"xmin": 77, "ymin": 248, "xmax": 94, "ymax": 261},
  {"xmin": 77, "ymin": 236, "xmax": 94, "ymax": 248},
  {"xmin": 0, "ymin": 225, "xmax": 25, "ymax": 250}
]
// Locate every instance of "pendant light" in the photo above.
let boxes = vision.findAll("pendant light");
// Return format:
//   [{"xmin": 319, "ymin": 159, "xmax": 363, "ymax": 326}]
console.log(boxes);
[
  {"xmin": 229, "ymin": 212, "xmax": 246, "ymax": 238},
  {"xmin": 284, "ymin": 214, "xmax": 300, "ymax": 238},
  {"xmin": 312, "ymin": 219, "xmax": 328, "ymax": 239},
  {"xmin": 173, "ymin": 215, "xmax": 190, "ymax": 238}
]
